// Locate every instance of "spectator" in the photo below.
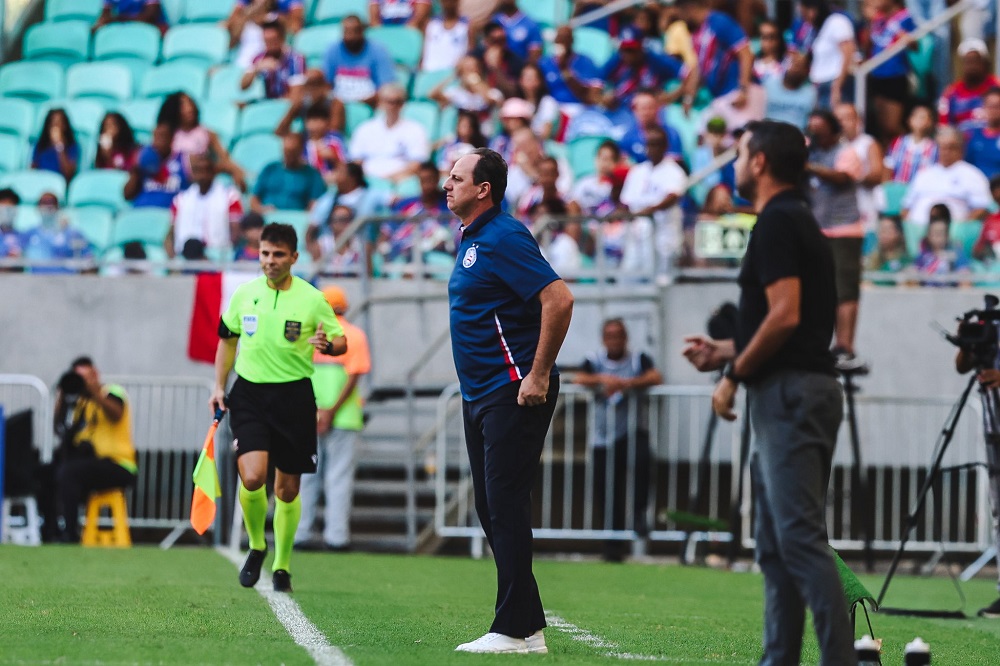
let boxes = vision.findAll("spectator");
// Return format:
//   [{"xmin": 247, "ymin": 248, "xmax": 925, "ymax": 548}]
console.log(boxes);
[
  {"xmin": 308, "ymin": 204, "xmax": 366, "ymax": 274},
  {"xmin": 938, "ymin": 38, "xmax": 1000, "ymax": 130},
  {"xmin": 489, "ymin": 97, "xmax": 534, "ymax": 163},
  {"xmin": 124, "ymin": 123, "xmax": 190, "ymax": 209},
  {"xmin": 95, "ymin": 112, "xmax": 138, "ymax": 171},
  {"xmin": 157, "ymin": 93, "xmax": 246, "ymax": 191},
  {"xmin": 0, "ymin": 188, "xmax": 22, "ymax": 260},
  {"xmin": 518, "ymin": 63, "xmax": 560, "ymax": 140},
  {"xmin": 973, "ymin": 176, "xmax": 1000, "ymax": 262},
  {"xmin": 295, "ymin": 285, "xmax": 371, "ymax": 551},
  {"xmin": 618, "ymin": 90, "xmax": 685, "ymax": 165},
  {"xmin": 542, "ymin": 212, "xmax": 586, "ymax": 275},
  {"xmin": 867, "ymin": 0, "xmax": 917, "ymax": 142},
  {"xmin": 241, "ymin": 20, "xmax": 307, "ymax": 100},
  {"xmin": 620, "ymin": 125, "xmax": 688, "ymax": 275},
  {"xmin": 436, "ymin": 110, "xmax": 486, "ymax": 176},
  {"xmin": 902, "ymin": 127, "xmax": 992, "ymax": 225},
  {"xmin": 835, "ymin": 103, "xmax": 884, "ymax": 233},
  {"xmin": 659, "ymin": 4, "xmax": 698, "ymax": 68},
  {"xmin": 883, "ymin": 103, "xmax": 938, "ymax": 183},
  {"xmin": 21, "ymin": 192, "xmax": 94, "ymax": 271},
  {"xmin": 763, "ymin": 53, "xmax": 816, "ymax": 131},
  {"xmin": 420, "ymin": 0, "xmax": 470, "ymax": 73},
  {"xmin": 311, "ymin": 162, "xmax": 384, "ymax": 228},
  {"xmin": 754, "ymin": 19, "xmax": 788, "ymax": 83},
  {"xmin": 281, "ymin": 75, "xmax": 348, "ymax": 135},
  {"xmin": 913, "ymin": 206, "xmax": 971, "ymax": 284},
  {"xmin": 94, "ymin": 0, "xmax": 164, "ymax": 31},
  {"xmin": 799, "ymin": 0, "xmax": 857, "ymax": 108},
  {"xmin": 324, "ymin": 15, "xmax": 397, "ymax": 107},
  {"xmin": 491, "ymin": 0, "xmax": 543, "ymax": 63},
  {"xmin": 569, "ymin": 140, "xmax": 626, "ymax": 217},
  {"xmin": 506, "ymin": 127, "xmax": 572, "ymax": 210},
  {"xmin": 538, "ymin": 25, "xmax": 603, "ymax": 113},
  {"xmin": 234, "ymin": 211, "xmax": 265, "ymax": 261},
  {"xmin": 33, "ymin": 109, "xmax": 79, "ymax": 182},
  {"xmin": 600, "ymin": 26, "xmax": 693, "ymax": 123},
  {"xmin": 472, "ymin": 21, "xmax": 524, "ymax": 99},
  {"xmin": 574, "ymin": 318, "xmax": 663, "ymax": 562},
  {"xmin": 691, "ymin": 117, "xmax": 736, "ymax": 208},
  {"xmin": 864, "ymin": 214, "xmax": 910, "ymax": 273},
  {"xmin": 431, "ymin": 56, "xmax": 504, "ymax": 132},
  {"xmin": 370, "ymin": 0, "xmax": 431, "ymax": 29},
  {"xmin": 277, "ymin": 100, "xmax": 347, "ymax": 185},
  {"xmin": 166, "ymin": 155, "xmax": 244, "ymax": 259},
  {"xmin": 227, "ymin": 0, "xmax": 304, "ymax": 59},
  {"xmin": 805, "ymin": 109, "xmax": 864, "ymax": 359},
  {"xmin": 964, "ymin": 87, "xmax": 1000, "ymax": 180},
  {"xmin": 564, "ymin": 103, "xmax": 618, "ymax": 143},
  {"xmin": 349, "ymin": 84, "xmax": 430, "ymax": 182},
  {"xmin": 674, "ymin": 0, "xmax": 754, "ymax": 106},
  {"xmin": 516, "ymin": 156, "xmax": 567, "ymax": 218},
  {"xmin": 379, "ymin": 161, "xmax": 451, "ymax": 262},
  {"xmin": 252, "ymin": 133, "xmax": 325, "ymax": 212}
]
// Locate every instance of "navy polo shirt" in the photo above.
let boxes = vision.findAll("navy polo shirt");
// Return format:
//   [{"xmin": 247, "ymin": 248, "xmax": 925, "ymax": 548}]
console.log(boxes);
[{"xmin": 448, "ymin": 206, "xmax": 561, "ymax": 402}]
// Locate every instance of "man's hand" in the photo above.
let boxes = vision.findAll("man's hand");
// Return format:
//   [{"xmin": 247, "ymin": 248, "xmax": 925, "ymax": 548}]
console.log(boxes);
[
  {"xmin": 979, "ymin": 369, "xmax": 1000, "ymax": 389},
  {"xmin": 309, "ymin": 321, "xmax": 329, "ymax": 353},
  {"xmin": 518, "ymin": 371, "xmax": 550, "ymax": 407},
  {"xmin": 209, "ymin": 387, "xmax": 227, "ymax": 415},
  {"xmin": 76, "ymin": 365, "xmax": 102, "ymax": 398},
  {"xmin": 712, "ymin": 376, "xmax": 737, "ymax": 421},
  {"xmin": 317, "ymin": 408, "xmax": 335, "ymax": 435},
  {"xmin": 682, "ymin": 335, "xmax": 732, "ymax": 372},
  {"xmin": 731, "ymin": 88, "xmax": 748, "ymax": 109},
  {"xmin": 601, "ymin": 375, "xmax": 628, "ymax": 397}
]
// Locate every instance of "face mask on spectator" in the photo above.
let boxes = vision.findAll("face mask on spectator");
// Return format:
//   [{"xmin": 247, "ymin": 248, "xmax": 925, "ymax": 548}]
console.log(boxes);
[{"xmin": 0, "ymin": 205, "xmax": 15, "ymax": 230}]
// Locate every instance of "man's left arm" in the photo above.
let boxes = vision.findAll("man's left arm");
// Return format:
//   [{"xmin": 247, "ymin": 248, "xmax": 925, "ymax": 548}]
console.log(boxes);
[
  {"xmin": 80, "ymin": 368, "xmax": 125, "ymax": 422},
  {"xmin": 309, "ymin": 300, "xmax": 347, "ymax": 356},
  {"xmin": 519, "ymin": 280, "xmax": 574, "ymax": 406}
]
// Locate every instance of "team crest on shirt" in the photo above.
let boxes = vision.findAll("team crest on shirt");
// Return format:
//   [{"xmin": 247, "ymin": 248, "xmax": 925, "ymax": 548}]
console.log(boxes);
[
  {"xmin": 284, "ymin": 320, "xmax": 302, "ymax": 342},
  {"xmin": 462, "ymin": 246, "xmax": 477, "ymax": 268},
  {"xmin": 242, "ymin": 315, "xmax": 258, "ymax": 337}
]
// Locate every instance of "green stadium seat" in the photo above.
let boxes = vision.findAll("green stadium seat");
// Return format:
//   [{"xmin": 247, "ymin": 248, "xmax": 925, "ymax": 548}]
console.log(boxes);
[
  {"xmin": 573, "ymin": 27, "xmax": 613, "ymax": 68},
  {"xmin": 183, "ymin": 0, "xmax": 236, "ymax": 23},
  {"xmin": 207, "ymin": 65, "xmax": 265, "ymax": 104},
  {"xmin": 160, "ymin": 0, "xmax": 185, "ymax": 25},
  {"xmin": 908, "ymin": 35, "xmax": 935, "ymax": 101},
  {"xmin": 33, "ymin": 99, "xmax": 108, "ymax": 141},
  {"xmin": 112, "ymin": 207, "xmax": 172, "ymax": 246},
  {"xmin": 344, "ymin": 101, "xmax": 373, "ymax": 138},
  {"xmin": 0, "ymin": 169, "xmax": 67, "ymax": 203},
  {"xmin": 231, "ymin": 134, "xmax": 283, "ymax": 189},
  {"xmin": 951, "ymin": 220, "xmax": 983, "ymax": 257},
  {"xmin": 394, "ymin": 176, "xmax": 420, "ymax": 199},
  {"xmin": 0, "ymin": 62, "xmax": 65, "ymax": 102},
  {"xmin": 304, "ymin": 0, "xmax": 321, "ymax": 23},
  {"xmin": 100, "ymin": 243, "xmax": 168, "ymax": 275},
  {"xmin": 402, "ymin": 101, "xmax": 440, "ymax": 141},
  {"xmin": 65, "ymin": 207, "xmax": 114, "ymax": 251},
  {"xmin": 0, "ymin": 135, "xmax": 26, "ymax": 173},
  {"xmin": 93, "ymin": 23, "xmax": 161, "ymax": 70},
  {"xmin": 567, "ymin": 136, "xmax": 611, "ymax": 179},
  {"xmin": 294, "ymin": 25, "xmax": 342, "ymax": 69},
  {"xmin": 45, "ymin": 0, "xmax": 102, "ymax": 23},
  {"xmin": 437, "ymin": 104, "xmax": 458, "ymax": 141},
  {"xmin": 518, "ymin": 0, "xmax": 568, "ymax": 27},
  {"xmin": 66, "ymin": 62, "xmax": 133, "ymax": 104},
  {"xmin": 880, "ymin": 181, "xmax": 908, "ymax": 216},
  {"xmin": 264, "ymin": 210, "xmax": 311, "ymax": 250},
  {"xmin": 394, "ymin": 64, "xmax": 412, "ymax": 96},
  {"xmin": 12, "ymin": 205, "xmax": 42, "ymax": 232},
  {"xmin": 0, "ymin": 98, "xmax": 38, "ymax": 141},
  {"xmin": 902, "ymin": 220, "xmax": 923, "ymax": 257},
  {"xmin": 162, "ymin": 24, "xmax": 230, "ymax": 67},
  {"xmin": 664, "ymin": 103, "xmax": 701, "ymax": 164},
  {"xmin": 368, "ymin": 26, "xmax": 423, "ymax": 69},
  {"xmin": 68, "ymin": 170, "xmax": 130, "ymax": 212},
  {"xmin": 411, "ymin": 69, "xmax": 451, "ymax": 101},
  {"xmin": 118, "ymin": 98, "xmax": 163, "ymax": 143},
  {"xmin": 238, "ymin": 99, "xmax": 291, "ymax": 139},
  {"xmin": 313, "ymin": 0, "xmax": 367, "ymax": 25},
  {"xmin": 201, "ymin": 102, "xmax": 239, "ymax": 149},
  {"xmin": 140, "ymin": 62, "xmax": 208, "ymax": 100},
  {"xmin": 23, "ymin": 21, "xmax": 91, "ymax": 69}
]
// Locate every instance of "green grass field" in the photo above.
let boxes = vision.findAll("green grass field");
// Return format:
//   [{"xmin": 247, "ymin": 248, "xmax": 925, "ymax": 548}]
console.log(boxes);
[{"xmin": 3, "ymin": 545, "xmax": 1000, "ymax": 665}]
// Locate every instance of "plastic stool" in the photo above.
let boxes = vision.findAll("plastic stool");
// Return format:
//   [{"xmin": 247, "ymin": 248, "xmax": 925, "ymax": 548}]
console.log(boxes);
[
  {"xmin": 81, "ymin": 489, "xmax": 132, "ymax": 547},
  {"xmin": 1, "ymin": 496, "xmax": 42, "ymax": 546}
]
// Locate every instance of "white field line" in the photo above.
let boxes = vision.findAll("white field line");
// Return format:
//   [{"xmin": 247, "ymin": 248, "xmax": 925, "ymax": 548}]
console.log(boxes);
[
  {"xmin": 217, "ymin": 547, "xmax": 352, "ymax": 666},
  {"xmin": 544, "ymin": 612, "xmax": 753, "ymax": 664}
]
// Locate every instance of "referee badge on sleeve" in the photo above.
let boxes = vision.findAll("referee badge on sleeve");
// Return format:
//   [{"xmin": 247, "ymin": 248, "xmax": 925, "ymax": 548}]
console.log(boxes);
[
  {"xmin": 284, "ymin": 320, "xmax": 302, "ymax": 342},
  {"xmin": 242, "ymin": 315, "xmax": 258, "ymax": 337}
]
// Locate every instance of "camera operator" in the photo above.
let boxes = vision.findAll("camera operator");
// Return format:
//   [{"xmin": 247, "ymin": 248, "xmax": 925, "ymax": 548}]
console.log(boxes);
[
  {"xmin": 48, "ymin": 357, "xmax": 137, "ymax": 543},
  {"xmin": 956, "ymin": 335, "xmax": 1000, "ymax": 618}
]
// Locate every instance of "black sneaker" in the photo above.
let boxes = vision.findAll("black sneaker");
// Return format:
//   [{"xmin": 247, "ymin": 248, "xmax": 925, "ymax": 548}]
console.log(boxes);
[
  {"xmin": 239, "ymin": 548, "xmax": 267, "ymax": 588},
  {"xmin": 978, "ymin": 597, "xmax": 1000, "ymax": 618},
  {"xmin": 273, "ymin": 569, "xmax": 293, "ymax": 593}
]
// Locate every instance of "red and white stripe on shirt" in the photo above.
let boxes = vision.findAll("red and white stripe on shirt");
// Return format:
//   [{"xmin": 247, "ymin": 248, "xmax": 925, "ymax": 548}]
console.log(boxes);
[{"xmin": 170, "ymin": 181, "xmax": 244, "ymax": 254}]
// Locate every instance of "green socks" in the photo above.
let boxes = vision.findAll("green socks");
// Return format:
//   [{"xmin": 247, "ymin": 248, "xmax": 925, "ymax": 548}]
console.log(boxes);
[
  {"xmin": 272, "ymin": 495, "xmax": 301, "ymax": 573},
  {"xmin": 239, "ymin": 483, "xmax": 268, "ymax": 552}
]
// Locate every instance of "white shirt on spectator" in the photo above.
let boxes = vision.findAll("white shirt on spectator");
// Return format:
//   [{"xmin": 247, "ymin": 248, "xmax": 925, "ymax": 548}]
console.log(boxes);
[
  {"xmin": 505, "ymin": 156, "xmax": 574, "ymax": 210},
  {"xmin": 809, "ymin": 13, "xmax": 854, "ymax": 84},
  {"xmin": 530, "ymin": 96, "xmax": 561, "ymax": 137},
  {"xmin": 620, "ymin": 158, "xmax": 687, "ymax": 270},
  {"xmin": 544, "ymin": 233, "xmax": 582, "ymax": 274},
  {"xmin": 349, "ymin": 116, "xmax": 430, "ymax": 180},
  {"xmin": 235, "ymin": 22, "xmax": 265, "ymax": 69},
  {"xmin": 170, "ymin": 181, "xmax": 243, "ymax": 255},
  {"xmin": 902, "ymin": 160, "xmax": 993, "ymax": 226},
  {"xmin": 422, "ymin": 17, "xmax": 469, "ymax": 73},
  {"xmin": 847, "ymin": 132, "xmax": 880, "ymax": 231},
  {"xmin": 570, "ymin": 175, "xmax": 613, "ymax": 214}
]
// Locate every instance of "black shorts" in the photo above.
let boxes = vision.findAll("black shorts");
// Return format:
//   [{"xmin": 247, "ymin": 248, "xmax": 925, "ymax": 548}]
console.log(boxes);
[
  {"xmin": 228, "ymin": 376, "xmax": 317, "ymax": 474},
  {"xmin": 828, "ymin": 236, "xmax": 863, "ymax": 303},
  {"xmin": 869, "ymin": 74, "xmax": 910, "ymax": 104}
]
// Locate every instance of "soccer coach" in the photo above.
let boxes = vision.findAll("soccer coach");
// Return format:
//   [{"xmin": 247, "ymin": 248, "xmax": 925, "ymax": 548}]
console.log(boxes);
[
  {"xmin": 445, "ymin": 148, "xmax": 574, "ymax": 655},
  {"xmin": 682, "ymin": 121, "xmax": 855, "ymax": 665}
]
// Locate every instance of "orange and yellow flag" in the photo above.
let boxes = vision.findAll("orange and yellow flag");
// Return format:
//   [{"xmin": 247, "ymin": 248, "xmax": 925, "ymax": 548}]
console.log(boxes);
[{"xmin": 190, "ymin": 410, "xmax": 224, "ymax": 535}]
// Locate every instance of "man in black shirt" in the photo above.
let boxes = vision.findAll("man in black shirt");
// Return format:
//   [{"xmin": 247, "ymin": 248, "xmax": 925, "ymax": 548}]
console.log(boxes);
[{"xmin": 682, "ymin": 120, "xmax": 855, "ymax": 665}]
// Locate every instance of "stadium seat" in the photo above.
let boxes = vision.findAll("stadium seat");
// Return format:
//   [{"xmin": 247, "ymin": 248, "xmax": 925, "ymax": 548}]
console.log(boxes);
[
  {"xmin": 238, "ymin": 99, "xmax": 291, "ymax": 139},
  {"xmin": 438, "ymin": 104, "xmax": 458, "ymax": 140},
  {"xmin": 162, "ymin": 24, "xmax": 230, "ymax": 68},
  {"xmin": 344, "ymin": 101, "xmax": 373, "ymax": 138},
  {"xmin": 394, "ymin": 176, "xmax": 420, "ymax": 199},
  {"xmin": 140, "ymin": 62, "xmax": 208, "ymax": 100},
  {"xmin": 45, "ymin": 0, "xmax": 102, "ymax": 23},
  {"xmin": 65, "ymin": 207, "xmax": 115, "ymax": 251},
  {"xmin": 93, "ymin": 23, "xmax": 162, "ymax": 77},
  {"xmin": 66, "ymin": 63, "xmax": 133, "ymax": 105},
  {"xmin": 567, "ymin": 136, "xmax": 611, "ymax": 179},
  {"xmin": 294, "ymin": 25, "xmax": 342, "ymax": 70},
  {"xmin": 0, "ymin": 135, "xmax": 26, "ymax": 173},
  {"xmin": 264, "ymin": 210, "xmax": 311, "ymax": 248},
  {"xmin": 67, "ymin": 170, "xmax": 130, "ymax": 212},
  {"xmin": 412, "ymin": 69, "xmax": 451, "ymax": 101},
  {"xmin": 0, "ymin": 98, "xmax": 38, "ymax": 141},
  {"xmin": 231, "ymin": 134, "xmax": 283, "ymax": 189},
  {"xmin": 951, "ymin": 220, "xmax": 983, "ymax": 257},
  {"xmin": 118, "ymin": 98, "xmax": 163, "ymax": 143},
  {"xmin": 880, "ymin": 181, "xmax": 908, "ymax": 216},
  {"xmin": 902, "ymin": 220, "xmax": 923, "ymax": 257},
  {"xmin": 368, "ymin": 26, "xmax": 423, "ymax": 69},
  {"xmin": 12, "ymin": 205, "xmax": 42, "ymax": 232},
  {"xmin": 0, "ymin": 170, "xmax": 67, "ymax": 203},
  {"xmin": 183, "ymin": 0, "xmax": 236, "ymax": 23},
  {"xmin": 573, "ymin": 27, "xmax": 613, "ymax": 68},
  {"xmin": 34, "ymin": 99, "xmax": 107, "ymax": 142},
  {"xmin": 518, "ymin": 0, "xmax": 569, "ymax": 27},
  {"xmin": 23, "ymin": 21, "xmax": 91, "ymax": 69},
  {"xmin": 402, "ymin": 101, "xmax": 440, "ymax": 141},
  {"xmin": 0, "ymin": 62, "xmax": 65, "ymax": 102},
  {"xmin": 201, "ymin": 102, "xmax": 239, "ymax": 149},
  {"xmin": 207, "ymin": 65, "xmax": 265, "ymax": 104},
  {"xmin": 111, "ymin": 208, "xmax": 172, "ymax": 246},
  {"xmin": 664, "ymin": 103, "xmax": 701, "ymax": 163},
  {"xmin": 312, "ymin": 0, "xmax": 367, "ymax": 25},
  {"xmin": 160, "ymin": 0, "xmax": 185, "ymax": 24},
  {"xmin": 908, "ymin": 35, "xmax": 935, "ymax": 101}
]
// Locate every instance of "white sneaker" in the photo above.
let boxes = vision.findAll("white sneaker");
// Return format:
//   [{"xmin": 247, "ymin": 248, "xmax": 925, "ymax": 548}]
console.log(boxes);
[{"xmin": 455, "ymin": 630, "xmax": 548, "ymax": 654}]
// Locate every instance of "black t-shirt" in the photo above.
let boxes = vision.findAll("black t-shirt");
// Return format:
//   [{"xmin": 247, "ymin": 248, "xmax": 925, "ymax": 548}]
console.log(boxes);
[{"xmin": 736, "ymin": 189, "xmax": 836, "ymax": 381}]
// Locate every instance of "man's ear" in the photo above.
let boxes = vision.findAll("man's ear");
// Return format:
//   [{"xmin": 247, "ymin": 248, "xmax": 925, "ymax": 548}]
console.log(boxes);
[{"xmin": 478, "ymin": 181, "xmax": 491, "ymax": 201}]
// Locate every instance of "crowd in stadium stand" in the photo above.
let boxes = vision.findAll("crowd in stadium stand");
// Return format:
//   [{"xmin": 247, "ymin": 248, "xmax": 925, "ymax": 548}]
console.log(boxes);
[{"xmin": 0, "ymin": 0, "xmax": 998, "ymax": 282}]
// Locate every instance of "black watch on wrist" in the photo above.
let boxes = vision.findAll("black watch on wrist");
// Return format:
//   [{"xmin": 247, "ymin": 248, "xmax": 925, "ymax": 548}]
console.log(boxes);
[
  {"xmin": 724, "ymin": 362, "xmax": 743, "ymax": 384},
  {"xmin": 324, "ymin": 341, "xmax": 334, "ymax": 355}
]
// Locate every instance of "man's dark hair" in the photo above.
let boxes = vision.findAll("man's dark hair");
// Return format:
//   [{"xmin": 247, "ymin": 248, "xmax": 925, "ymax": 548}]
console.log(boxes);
[
  {"xmin": 990, "ymin": 174, "xmax": 1000, "ymax": 191},
  {"xmin": 744, "ymin": 120, "xmax": 809, "ymax": 186},
  {"xmin": 471, "ymin": 148, "xmax": 507, "ymax": 206},
  {"xmin": 484, "ymin": 21, "xmax": 504, "ymax": 37},
  {"xmin": 344, "ymin": 162, "xmax": 367, "ymax": 188},
  {"xmin": 985, "ymin": 86, "xmax": 1000, "ymax": 100},
  {"xmin": 262, "ymin": 19, "xmax": 286, "ymax": 36},
  {"xmin": 808, "ymin": 109, "xmax": 842, "ymax": 136},
  {"xmin": 418, "ymin": 160, "xmax": 438, "ymax": 174},
  {"xmin": 261, "ymin": 222, "xmax": 298, "ymax": 251},
  {"xmin": 598, "ymin": 140, "xmax": 621, "ymax": 159},
  {"xmin": 602, "ymin": 318, "xmax": 627, "ymax": 334},
  {"xmin": 0, "ymin": 187, "xmax": 20, "ymax": 205},
  {"xmin": 305, "ymin": 101, "xmax": 330, "ymax": 120},
  {"xmin": 240, "ymin": 211, "xmax": 265, "ymax": 230},
  {"xmin": 71, "ymin": 356, "xmax": 94, "ymax": 369},
  {"xmin": 645, "ymin": 125, "xmax": 668, "ymax": 142}
]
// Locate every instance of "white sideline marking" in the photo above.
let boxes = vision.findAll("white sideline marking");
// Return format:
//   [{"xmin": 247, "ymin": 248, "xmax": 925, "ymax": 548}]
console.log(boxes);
[{"xmin": 218, "ymin": 547, "xmax": 353, "ymax": 666}]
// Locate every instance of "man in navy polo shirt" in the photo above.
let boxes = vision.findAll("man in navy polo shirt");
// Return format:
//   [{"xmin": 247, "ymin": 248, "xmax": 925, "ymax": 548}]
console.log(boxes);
[{"xmin": 446, "ymin": 148, "xmax": 574, "ymax": 655}]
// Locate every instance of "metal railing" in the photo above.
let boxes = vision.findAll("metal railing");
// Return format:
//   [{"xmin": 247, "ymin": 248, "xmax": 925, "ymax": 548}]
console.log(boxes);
[{"xmin": 0, "ymin": 373, "xmax": 53, "ymax": 461}]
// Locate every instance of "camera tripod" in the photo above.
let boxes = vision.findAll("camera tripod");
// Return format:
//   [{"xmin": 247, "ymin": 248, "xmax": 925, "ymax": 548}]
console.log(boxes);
[{"xmin": 840, "ymin": 362, "xmax": 876, "ymax": 573}]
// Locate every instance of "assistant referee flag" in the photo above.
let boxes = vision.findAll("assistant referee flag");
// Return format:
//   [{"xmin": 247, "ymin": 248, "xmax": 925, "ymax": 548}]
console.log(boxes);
[{"xmin": 190, "ymin": 409, "xmax": 224, "ymax": 534}]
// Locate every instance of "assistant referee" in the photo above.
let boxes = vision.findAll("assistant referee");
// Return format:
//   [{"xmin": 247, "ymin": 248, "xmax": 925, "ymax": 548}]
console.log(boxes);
[
  {"xmin": 682, "ymin": 121, "xmax": 854, "ymax": 664},
  {"xmin": 210, "ymin": 223, "xmax": 346, "ymax": 593}
]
